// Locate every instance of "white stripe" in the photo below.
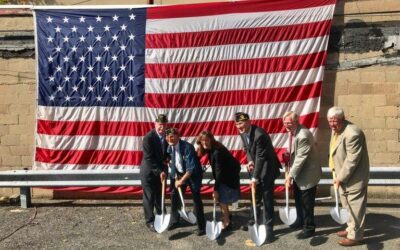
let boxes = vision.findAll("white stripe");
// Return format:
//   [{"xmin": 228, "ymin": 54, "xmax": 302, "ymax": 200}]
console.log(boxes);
[
  {"xmin": 146, "ymin": 67, "xmax": 324, "ymax": 94},
  {"xmin": 37, "ymin": 97, "xmax": 320, "ymax": 122},
  {"xmin": 36, "ymin": 130, "xmax": 316, "ymax": 152},
  {"xmin": 147, "ymin": 5, "xmax": 335, "ymax": 34},
  {"xmin": 146, "ymin": 36, "xmax": 328, "ymax": 64},
  {"xmin": 36, "ymin": 135, "xmax": 143, "ymax": 151},
  {"xmin": 33, "ymin": 162, "xmax": 140, "ymax": 170}
]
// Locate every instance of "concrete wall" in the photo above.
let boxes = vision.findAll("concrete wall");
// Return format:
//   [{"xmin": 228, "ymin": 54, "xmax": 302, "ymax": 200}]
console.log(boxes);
[{"xmin": 0, "ymin": 0, "xmax": 399, "ymax": 197}]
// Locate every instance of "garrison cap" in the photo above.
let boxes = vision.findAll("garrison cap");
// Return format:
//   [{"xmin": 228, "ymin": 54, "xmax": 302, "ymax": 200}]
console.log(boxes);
[
  {"xmin": 235, "ymin": 112, "xmax": 250, "ymax": 122},
  {"xmin": 155, "ymin": 114, "xmax": 168, "ymax": 123}
]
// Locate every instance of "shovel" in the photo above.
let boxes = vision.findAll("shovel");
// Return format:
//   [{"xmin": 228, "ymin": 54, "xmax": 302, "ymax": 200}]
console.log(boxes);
[
  {"xmin": 206, "ymin": 198, "xmax": 223, "ymax": 240},
  {"xmin": 154, "ymin": 179, "xmax": 170, "ymax": 233},
  {"xmin": 249, "ymin": 184, "xmax": 266, "ymax": 246},
  {"xmin": 177, "ymin": 186, "xmax": 197, "ymax": 224},
  {"xmin": 279, "ymin": 165, "xmax": 297, "ymax": 226},
  {"xmin": 330, "ymin": 171, "xmax": 349, "ymax": 224}
]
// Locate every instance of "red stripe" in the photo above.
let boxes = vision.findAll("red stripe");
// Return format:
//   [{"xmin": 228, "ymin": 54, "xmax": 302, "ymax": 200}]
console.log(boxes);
[
  {"xmin": 35, "ymin": 148, "xmax": 142, "ymax": 165},
  {"xmin": 147, "ymin": 0, "xmax": 336, "ymax": 19},
  {"xmin": 145, "ymin": 51, "xmax": 327, "ymax": 79},
  {"xmin": 37, "ymin": 112, "xmax": 319, "ymax": 137},
  {"xmin": 35, "ymin": 148, "xmax": 286, "ymax": 166},
  {"xmin": 145, "ymin": 81, "xmax": 321, "ymax": 108},
  {"xmin": 37, "ymin": 120, "xmax": 153, "ymax": 136},
  {"xmin": 146, "ymin": 20, "xmax": 331, "ymax": 49}
]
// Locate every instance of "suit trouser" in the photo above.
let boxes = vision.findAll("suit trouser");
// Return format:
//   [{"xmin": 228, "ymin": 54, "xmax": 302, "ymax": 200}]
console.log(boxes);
[
  {"xmin": 250, "ymin": 179, "xmax": 275, "ymax": 230},
  {"xmin": 293, "ymin": 182, "xmax": 317, "ymax": 233},
  {"xmin": 339, "ymin": 186, "xmax": 368, "ymax": 240},
  {"xmin": 141, "ymin": 174, "xmax": 162, "ymax": 224},
  {"xmin": 170, "ymin": 179, "xmax": 206, "ymax": 230}
]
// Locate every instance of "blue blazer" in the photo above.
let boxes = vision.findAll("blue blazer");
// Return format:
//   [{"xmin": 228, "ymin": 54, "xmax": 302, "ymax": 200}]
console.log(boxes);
[{"xmin": 167, "ymin": 139, "xmax": 203, "ymax": 191}]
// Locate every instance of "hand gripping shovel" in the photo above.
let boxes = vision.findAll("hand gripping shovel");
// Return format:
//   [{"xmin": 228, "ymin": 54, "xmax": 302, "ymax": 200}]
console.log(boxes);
[
  {"xmin": 249, "ymin": 184, "xmax": 266, "ymax": 246},
  {"xmin": 177, "ymin": 186, "xmax": 197, "ymax": 224},
  {"xmin": 279, "ymin": 165, "xmax": 297, "ymax": 226},
  {"xmin": 330, "ymin": 171, "xmax": 349, "ymax": 224},
  {"xmin": 154, "ymin": 179, "xmax": 170, "ymax": 233},
  {"xmin": 206, "ymin": 198, "xmax": 223, "ymax": 240}
]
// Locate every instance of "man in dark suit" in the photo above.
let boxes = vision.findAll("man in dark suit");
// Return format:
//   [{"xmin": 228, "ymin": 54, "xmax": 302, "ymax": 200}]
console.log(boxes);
[
  {"xmin": 235, "ymin": 112, "xmax": 281, "ymax": 243},
  {"xmin": 165, "ymin": 128, "xmax": 206, "ymax": 236},
  {"xmin": 140, "ymin": 114, "xmax": 169, "ymax": 232}
]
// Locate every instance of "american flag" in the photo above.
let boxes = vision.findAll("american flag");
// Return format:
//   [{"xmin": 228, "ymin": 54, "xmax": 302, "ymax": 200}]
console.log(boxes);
[{"xmin": 34, "ymin": 0, "xmax": 336, "ymax": 173}]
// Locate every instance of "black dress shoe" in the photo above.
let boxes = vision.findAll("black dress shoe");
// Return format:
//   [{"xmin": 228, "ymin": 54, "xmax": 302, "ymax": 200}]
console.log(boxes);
[
  {"xmin": 146, "ymin": 223, "xmax": 156, "ymax": 233},
  {"xmin": 289, "ymin": 222, "xmax": 304, "ymax": 230},
  {"xmin": 222, "ymin": 223, "xmax": 232, "ymax": 232},
  {"xmin": 296, "ymin": 231, "xmax": 314, "ymax": 239},
  {"xmin": 167, "ymin": 222, "xmax": 180, "ymax": 231},
  {"xmin": 266, "ymin": 229, "xmax": 275, "ymax": 243},
  {"xmin": 194, "ymin": 228, "xmax": 206, "ymax": 236}
]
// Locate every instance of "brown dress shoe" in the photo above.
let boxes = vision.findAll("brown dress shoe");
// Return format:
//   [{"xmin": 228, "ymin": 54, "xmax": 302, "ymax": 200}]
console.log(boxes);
[
  {"xmin": 338, "ymin": 238, "xmax": 361, "ymax": 247},
  {"xmin": 336, "ymin": 230, "xmax": 348, "ymax": 238}
]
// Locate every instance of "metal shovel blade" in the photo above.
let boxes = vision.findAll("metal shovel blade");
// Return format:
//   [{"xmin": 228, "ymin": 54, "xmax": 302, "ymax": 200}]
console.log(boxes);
[
  {"xmin": 279, "ymin": 207, "xmax": 297, "ymax": 226},
  {"xmin": 330, "ymin": 206, "xmax": 349, "ymax": 225},
  {"xmin": 206, "ymin": 220, "xmax": 223, "ymax": 240},
  {"xmin": 249, "ymin": 224, "xmax": 267, "ymax": 247},
  {"xmin": 154, "ymin": 213, "xmax": 171, "ymax": 233},
  {"xmin": 178, "ymin": 209, "xmax": 197, "ymax": 224}
]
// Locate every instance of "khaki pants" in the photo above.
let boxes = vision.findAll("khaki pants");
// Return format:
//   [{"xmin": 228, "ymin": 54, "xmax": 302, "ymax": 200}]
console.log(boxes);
[{"xmin": 339, "ymin": 186, "xmax": 368, "ymax": 240}]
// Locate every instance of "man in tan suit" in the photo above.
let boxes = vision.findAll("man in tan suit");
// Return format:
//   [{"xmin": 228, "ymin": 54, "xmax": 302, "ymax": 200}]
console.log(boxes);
[
  {"xmin": 283, "ymin": 111, "xmax": 321, "ymax": 239},
  {"xmin": 327, "ymin": 106, "xmax": 370, "ymax": 247}
]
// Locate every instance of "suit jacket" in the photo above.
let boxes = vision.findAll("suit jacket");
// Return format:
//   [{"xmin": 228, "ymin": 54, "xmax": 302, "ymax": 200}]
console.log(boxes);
[
  {"xmin": 331, "ymin": 121, "xmax": 370, "ymax": 191},
  {"xmin": 208, "ymin": 146, "xmax": 241, "ymax": 190},
  {"xmin": 140, "ymin": 129, "xmax": 168, "ymax": 178},
  {"xmin": 167, "ymin": 139, "xmax": 203, "ymax": 191},
  {"xmin": 240, "ymin": 125, "xmax": 281, "ymax": 183},
  {"xmin": 288, "ymin": 125, "xmax": 321, "ymax": 190}
]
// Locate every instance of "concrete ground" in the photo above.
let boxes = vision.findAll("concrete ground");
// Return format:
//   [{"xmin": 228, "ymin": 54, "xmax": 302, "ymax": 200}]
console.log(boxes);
[{"xmin": 0, "ymin": 198, "xmax": 399, "ymax": 250}]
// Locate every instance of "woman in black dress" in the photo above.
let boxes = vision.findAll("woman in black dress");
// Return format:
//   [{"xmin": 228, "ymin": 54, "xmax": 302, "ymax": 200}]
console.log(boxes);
[{"xmin": 196, "ymin": 131, "xmax": 241, "ymax": 230}]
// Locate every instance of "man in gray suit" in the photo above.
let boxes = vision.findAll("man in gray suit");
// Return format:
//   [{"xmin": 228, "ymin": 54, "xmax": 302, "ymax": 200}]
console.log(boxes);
[
  {"xmin": 327, "ymin": 106, "xmax": 369, "ymax": 247},
  {"xmin": 235, "ymin": 112, "xmax": 281, "ymax": 243},
  {"xmin": 282, "ymin": 111, "xmax": 321, "ymax": 239}
]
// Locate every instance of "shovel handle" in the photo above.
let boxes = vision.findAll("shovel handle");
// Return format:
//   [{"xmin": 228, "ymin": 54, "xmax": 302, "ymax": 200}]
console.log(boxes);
[
  {"xmin": 177, "ymin": 186, "xmax": 185, "ymax": 209},
  {"xmin": 332, "ymin": 170, "xmax": 339, "ymax": 189}
]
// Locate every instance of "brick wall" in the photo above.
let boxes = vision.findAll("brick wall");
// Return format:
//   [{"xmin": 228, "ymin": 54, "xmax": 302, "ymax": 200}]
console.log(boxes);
[{"xmin": 0, "ymin": 0, "xmax": 399, "ymax": 197}]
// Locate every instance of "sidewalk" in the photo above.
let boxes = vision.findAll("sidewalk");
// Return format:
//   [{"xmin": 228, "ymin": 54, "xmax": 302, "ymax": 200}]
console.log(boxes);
[{"xmin": 0, "ymin": 199, "xmax": 399, "ymax": 249}]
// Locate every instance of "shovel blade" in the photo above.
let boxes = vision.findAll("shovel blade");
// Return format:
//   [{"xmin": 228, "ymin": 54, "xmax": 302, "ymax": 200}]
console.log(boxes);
[
  {"xmin": 279, "ymin": 207, "xmax": 297, "ymax": 226},
  {"xmin": 206, "ymin": 221, "xmax": 223, "ymax": 240},
  {"xmin": 154, "ymin": 213, "xmax": 171, "ymax": 233},
  {"xmin": 330, "ymin": 207, "xmax": 349, "ymax": 224},
  {"xmin": 249, "ymin": 224, "xmax": 266, "ymax": 246},
  {"xmin": 178, "ymin": 210, "xmax": 197, "ymax": 224}
]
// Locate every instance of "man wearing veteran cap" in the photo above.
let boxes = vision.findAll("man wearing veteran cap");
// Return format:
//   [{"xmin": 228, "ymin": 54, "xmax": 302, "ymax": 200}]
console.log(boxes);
[
  {"xmin": 140, "ymin": 114, "xmax": 169, "ymax": 232},
  {"xmin": 235, "ymin": 112, "xmax": 281, "ymax": 243}
]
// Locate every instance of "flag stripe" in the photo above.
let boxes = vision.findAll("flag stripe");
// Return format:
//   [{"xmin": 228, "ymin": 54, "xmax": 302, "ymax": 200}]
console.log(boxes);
[
  {"xmin": 145, "ymin": 81, "xmax": 322, "ymax": 108},
  {"xmin": 146, "ymin": 20, "xmax": 331, "ymax": 49},
  {"xmin": 146, "ymin": 36, "xmax": 329, "ymax": 64},
  {"xmin": 37, "ymin": 97, "xmax": 320, "ymax": 122},
  {"xmin": 37, "ymin": 112, "xmax": 319, "ymax": 137},
  {"xmin": 145, "ymin": 67, "xmax": 324, "ymax": 94},
  {"xmin": 147, "ymin": 5, "xmax": 334, "ymax": 34},
  {"xmin": 145, "ymin": 51, "xmax": 327, "ymax": 79}
]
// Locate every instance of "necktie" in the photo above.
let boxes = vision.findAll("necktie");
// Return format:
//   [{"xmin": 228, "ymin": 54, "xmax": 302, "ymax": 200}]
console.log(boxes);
[
  {"xmin": 170, "ymin": 146, "xmax": 176, "ymax": 178},
  {"xmin": 329, "ymin": 133, "xmax": 338, "ymax": 171}
]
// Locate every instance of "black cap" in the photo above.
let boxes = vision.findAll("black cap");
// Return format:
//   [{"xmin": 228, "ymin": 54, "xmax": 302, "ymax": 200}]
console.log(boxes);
[
  {"xmin": 165, "ymin": 127, "xmax": 179, "ymax": 136},
  {"xmin": 155, "ymin": 114, "xmax": 168, "ymax": 123},
  {"xmin": 235, "ymin": 112, "xmax": 250, "ymax": 122}
]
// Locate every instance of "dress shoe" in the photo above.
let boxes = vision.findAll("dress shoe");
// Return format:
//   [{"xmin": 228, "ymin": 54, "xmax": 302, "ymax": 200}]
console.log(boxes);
[
  {"xmin": 242, "ymin": 219, "xmax": 255, "ymax": 231},
  {"xmin": 194, "ymin": 228, "xmax": 206, "ymax": 236},
  {"xmin": 338, "ymin": 238, "xmax": 361, "ymax": 247},
  {"xmin": 296, "ymin": 231, "xmax": 314, "ymax": 239},
  {"xmin": 146, "ymin": 223, "xmax": 156, "ymax": 233},
  {"xmin": 336, "ymin": 230, "xmax": 348, "ymax": 238},
  {"xmin": 222, "ymin": 223, "xmax": 232, "ymax": 232},
  {"xmin": 167, "ymin": 222, "xmax": 180, "ymax": 231}
]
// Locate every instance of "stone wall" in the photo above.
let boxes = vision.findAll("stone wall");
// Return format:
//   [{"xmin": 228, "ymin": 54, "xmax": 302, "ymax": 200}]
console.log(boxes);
[{"xmin": 0, "ymin": 0, "xmax": 399, "ymax": 197}]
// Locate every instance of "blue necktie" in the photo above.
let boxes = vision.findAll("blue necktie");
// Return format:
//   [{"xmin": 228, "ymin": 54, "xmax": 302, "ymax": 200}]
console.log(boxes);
[{"xmin": 170, "ymin": 146, "xmax": 176, "ymax": 178}]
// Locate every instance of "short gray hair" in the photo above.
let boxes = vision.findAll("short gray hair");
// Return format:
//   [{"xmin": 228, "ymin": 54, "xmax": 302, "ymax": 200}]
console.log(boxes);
[
  {"xmin": 282, "ymin": 111, "xmax": 299, "ymax": 122},
  {"xmin": 327, "ymin": 106, "xmax": 345, "ymax": 119}
]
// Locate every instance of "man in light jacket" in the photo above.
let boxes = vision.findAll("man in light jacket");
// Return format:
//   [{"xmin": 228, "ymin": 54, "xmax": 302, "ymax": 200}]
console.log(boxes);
[{"xmin": 283, "ymin": 111, "xmax": 321, "ymax": 239}]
